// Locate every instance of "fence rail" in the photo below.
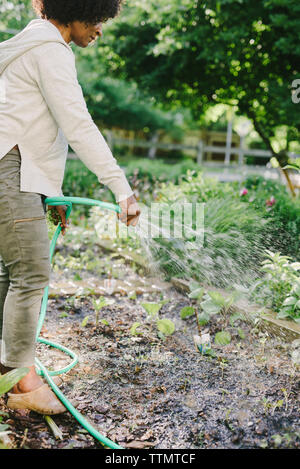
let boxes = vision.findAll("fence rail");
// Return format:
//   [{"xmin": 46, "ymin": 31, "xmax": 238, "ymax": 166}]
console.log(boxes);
[{"xmin": 103, "ymin": 131, "xmax": 300, "ymax": 166}]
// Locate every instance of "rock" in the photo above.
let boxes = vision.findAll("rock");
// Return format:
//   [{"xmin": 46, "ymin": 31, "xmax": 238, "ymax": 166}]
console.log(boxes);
[
  {"xmin": 94, "ymin": 404, "xmax": 110, "ymax": 414},
  {"xmin": 255, "ymin": 422, "xmax": 268, "ymax": 436}
]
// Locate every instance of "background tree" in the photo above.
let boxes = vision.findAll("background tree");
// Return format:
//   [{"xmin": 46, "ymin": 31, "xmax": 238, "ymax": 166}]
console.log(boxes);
[{"xmin": 103, "ymin": 0, "xmax": 300, "ymax": 191}]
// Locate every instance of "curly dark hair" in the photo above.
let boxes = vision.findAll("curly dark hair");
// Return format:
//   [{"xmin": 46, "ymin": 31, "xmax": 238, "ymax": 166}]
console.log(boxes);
[{"xmin": 32, "ymin": 0, "xmax": 123, "ymax": 26}]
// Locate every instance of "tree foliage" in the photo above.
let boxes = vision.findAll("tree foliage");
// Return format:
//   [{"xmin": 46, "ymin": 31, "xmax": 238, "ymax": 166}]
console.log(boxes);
[{"xmin": 106, "ymin": 0, "xmax": 300, "ymax": 160}]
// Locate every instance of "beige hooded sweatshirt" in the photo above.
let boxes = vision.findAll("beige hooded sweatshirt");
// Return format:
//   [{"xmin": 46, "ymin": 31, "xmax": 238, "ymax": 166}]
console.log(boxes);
[{"xmin": 0, "ymin": 18, "xmax": 134, "ymax": 201}]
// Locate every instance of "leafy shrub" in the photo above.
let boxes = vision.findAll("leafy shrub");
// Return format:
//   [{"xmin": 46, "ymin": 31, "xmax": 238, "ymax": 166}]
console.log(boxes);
[
  {"xmin": 157, "ymin": 170, "xmax": 239, "ymax": 204},
  {"xmin": 250, "ymin": 250, "xmax": 300, "ymax": 322},
  {"xmin": 243, "ymin": 175, "xmax": 300, "ymax": 260}
]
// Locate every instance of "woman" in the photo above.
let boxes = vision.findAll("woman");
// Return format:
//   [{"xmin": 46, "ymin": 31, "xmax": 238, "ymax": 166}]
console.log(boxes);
[{"xmin": 0, "ymin": 0, "xmax": 140, "ymax": 414}]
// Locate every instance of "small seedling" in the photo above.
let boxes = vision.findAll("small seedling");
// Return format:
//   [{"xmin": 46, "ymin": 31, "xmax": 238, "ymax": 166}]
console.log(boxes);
[
  {"xmin": 141, "ymin": 302, "xmax": 175, "ymax": 338},
  {"xmin": 59, "ymin": 312, "xmax": 69, "ymax": 319},
  {"xmin": 261, "ymin": 397, "xmax": 273, "ymax": 416},
  {"xmin": 271, "ymin": 399, "xmax": 284, "ymax": 416},
  {"xmin": 218, "ymin": 357, "xmax": 228, "ymax": 380},
  {"xmin": 92, "ymin": 296, "xmax": 109, "ymax": 326}
]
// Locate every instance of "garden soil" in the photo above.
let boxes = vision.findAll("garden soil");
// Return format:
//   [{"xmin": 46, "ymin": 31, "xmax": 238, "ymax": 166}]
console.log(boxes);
[{"xmin": 0, "ymin": 234, "xmax": 299, "ymax": 449}]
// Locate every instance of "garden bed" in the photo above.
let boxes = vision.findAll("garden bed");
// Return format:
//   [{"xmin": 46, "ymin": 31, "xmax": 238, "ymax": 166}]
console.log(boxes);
[
  {"xmin": 0, "ymin": 234, "xmax": 299, "ymax": 449},
  {"xmin": 170, "ymin": 278, "xmax": 300, "ymax": 343}
]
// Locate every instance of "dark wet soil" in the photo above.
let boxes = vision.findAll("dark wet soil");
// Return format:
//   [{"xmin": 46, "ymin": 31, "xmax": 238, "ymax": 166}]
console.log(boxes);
[{"xmin": 0, "ymin": 229, "xmax": 299, "ymax": 449}]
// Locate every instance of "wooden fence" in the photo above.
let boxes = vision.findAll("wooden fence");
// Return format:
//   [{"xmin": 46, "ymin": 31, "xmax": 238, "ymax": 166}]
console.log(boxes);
[{"xmin": 103, "ymin": 131, "xmax": 300, "ymax": 167}]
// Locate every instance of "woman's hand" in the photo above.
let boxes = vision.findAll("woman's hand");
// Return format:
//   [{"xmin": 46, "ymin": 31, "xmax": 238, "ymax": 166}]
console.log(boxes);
[
  {"xmin": 47, "ymin": 205, "xmax": 69, "ymax": 236},
  {"xmin": 117, "ymin": 194, "xmax": 141, "ymax": 227}
]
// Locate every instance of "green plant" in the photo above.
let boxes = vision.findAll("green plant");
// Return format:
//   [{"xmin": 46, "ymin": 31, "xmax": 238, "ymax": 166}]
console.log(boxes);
[
  {"xmin": 81, "ymin": 316, "xmax": 90, "ymax": 327},
  {"xmin": 277, "ymin": 280, "xmax": 300, "ymax": 323},
  {"xmin": 261, "ymin": 397, "xmax": 274, "ymax": 416},
  {"xmin": 180, "ymin": 306, "xmax": 195, "ymax": 320},
  {"xmin": 251, "ymin": 250, "xmax": 300, "ymax": 322},
  {"xmin": 141, "ymin": 302, "xmax": 175, "ymax": 339},
  {"xmin": 0, "ymin": 368, "xmax": 29, "ymax": 396},
  {"xmin": 205, "ymin": 291, "xmax": 239, "ymax": 327},
  {"xmin": 218, "ymin": 358, "xmax": 228, "ymax": 380},
  {"xmin": 283, "ymin": 161, "xmax": 300, "ymax": 172},
  {"xmin": 187, "ymin": 281, "xmax": 239, "ymax": 327},
  {"xmin": 92, "ymin": 296, "xmax": 109, "ymax": 326},
  {"xmin": 215, "ymin": 331, "xmax": 231, "ymax": 346},
  {"xmin": 243, "ymin": 175, "xmax": 300, "ymax": 260}
]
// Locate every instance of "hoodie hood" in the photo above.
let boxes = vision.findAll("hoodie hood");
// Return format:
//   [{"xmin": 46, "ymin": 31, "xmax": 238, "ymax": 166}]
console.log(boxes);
[{"xmin": 0, "ymin": 18, "xmax": 72, "ymax": 76}]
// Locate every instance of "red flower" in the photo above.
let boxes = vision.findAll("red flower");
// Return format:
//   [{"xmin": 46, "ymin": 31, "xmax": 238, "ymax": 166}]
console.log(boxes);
[
  {"xmin": 266, "ymin": 196, "xmax": 276, "ymax": 207},
  {"xmin": 240, "ymin": 188, "xmax": 248, "ymax": 196}
]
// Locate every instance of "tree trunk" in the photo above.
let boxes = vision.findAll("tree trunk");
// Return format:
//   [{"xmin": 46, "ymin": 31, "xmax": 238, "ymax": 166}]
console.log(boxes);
[{"xmin": 247, "ymin": 110, "xmax": 296, "ymax": 197}]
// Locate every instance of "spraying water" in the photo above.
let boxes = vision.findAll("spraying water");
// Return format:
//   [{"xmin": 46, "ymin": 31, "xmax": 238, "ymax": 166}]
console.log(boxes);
[{"xmin": 126, "ymin": 197, "xmax": 269, "ymax": 292}]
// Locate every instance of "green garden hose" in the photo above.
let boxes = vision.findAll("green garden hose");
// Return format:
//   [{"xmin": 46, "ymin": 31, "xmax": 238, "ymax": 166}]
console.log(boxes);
[{"xmin": 35, "ymin": 196, "xmax": 124, "ymax": 450}]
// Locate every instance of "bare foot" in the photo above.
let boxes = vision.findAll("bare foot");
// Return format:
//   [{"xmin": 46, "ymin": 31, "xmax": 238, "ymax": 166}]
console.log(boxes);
[{"xmin": 0, "ymin": 364, "xmax": 44, "ymax": 394}]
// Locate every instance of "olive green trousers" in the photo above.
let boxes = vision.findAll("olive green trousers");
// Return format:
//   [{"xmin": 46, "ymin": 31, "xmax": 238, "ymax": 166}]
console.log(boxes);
[{"xmin": 0, "ymin": 148, "xmax": 50, "ymax": 367}]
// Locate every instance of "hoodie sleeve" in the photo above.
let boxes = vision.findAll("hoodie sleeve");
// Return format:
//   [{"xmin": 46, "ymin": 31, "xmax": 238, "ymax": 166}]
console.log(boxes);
[{"xmin": 33, "ymin": 42, "xmax": 134, "ymax": 203}]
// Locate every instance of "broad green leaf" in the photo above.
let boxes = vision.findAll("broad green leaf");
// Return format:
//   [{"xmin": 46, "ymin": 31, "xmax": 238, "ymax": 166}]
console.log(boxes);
[
  {"xmin": 101, "ymin": 319, "xmax": 109, "ymax": 325},
  {"xmin": 141, "ymin": 302, "xmax": 162, "ymax": 318},
  {"xmin": 214, "ymin": 331, "xmax": 231, "ymax": 345},
  {"xmin": 157, "ymin": 331, "xmax": 166, "ymax": 341},
  {"xmin": 237, "ymin": 328, "xmax": 246, "ymax": 339},
  {"xmin": 277, "ymin": 310, "xmax": 290, "ymax": 319},
  {"xmin": 270, "ymin": 157, "xmax": 279, "ymax": 168},
  {"xmin": 81, "ymin": 316, "xmax": 89, "ymax": 327},
  {"xmin": 292, "ymin": 282, "xmax": 300, "ymax": 297},
  {"xmin": 283, "ymin": 163, "xmax": 300, "ymax": 172},
  {"xmin": 130, "ymin": 322, "xmax": 142, "ymax": 335},
  {"xmin": 224, "ymin": 292, "xmax": 238, "ymax": 308},
  {"xmin": 92, "ymin": 297, "xmax": 107, "ymax": 311},
  {"xmin": 0, "ymin": 423, "xmax": 9, "ymax": 432},
  {"xmin": 188, "ymin": 287, "xmax": 204, "ymax": 300},
  {"xmin": 180, "ymin": 306, "xmax": 195, "ymax": 319},
  {"xmin": 157, "ymin": 318, "xmax": 175, "ymax": 336},
  {"xmin": 271, "ymin": 434, "xmax": 282, "ymax": 446},
  {"xmin": 197, "ymin": 312, "xmax": 210, "ymax": 326},
  {"xmin": 207, "ymin": 291, "xmax": 225, "ymax": 307},
  {"xmin": 200, "ymin": 297, "xmax": 222, "ymax": 315},
  {"xmin": 0, "ymin": 368, "xmax": 29, "ymax": 396},
  {"xmin": 160, "ymin": 299, "xmax": 170, "ymax": 306},
  {"xmin": 189, "ymin": 280, "xmax": 201, "ymax": 291},
  {"xmin": 282, "ymin": 297, "xmax": 297, "ymax": 306}
]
